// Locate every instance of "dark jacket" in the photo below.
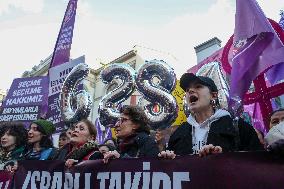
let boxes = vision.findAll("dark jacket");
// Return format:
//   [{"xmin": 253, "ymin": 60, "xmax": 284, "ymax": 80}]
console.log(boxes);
[
  {"xmin": 23, "ymin": 147, "xmax": 57, "ymax": 160},
  {"xmin": 119, "ymin": 132, "xmax": 159, "ymax": 158},
  {"xmin": 167, "ymin": 115, "xmax": 263, "ymax": 155}
]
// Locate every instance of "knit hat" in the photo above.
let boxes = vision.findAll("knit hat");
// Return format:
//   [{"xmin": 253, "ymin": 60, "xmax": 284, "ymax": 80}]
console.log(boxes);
[{"xmin": 33, "ymin": 119, "xmax": 56, "ymax": 136}]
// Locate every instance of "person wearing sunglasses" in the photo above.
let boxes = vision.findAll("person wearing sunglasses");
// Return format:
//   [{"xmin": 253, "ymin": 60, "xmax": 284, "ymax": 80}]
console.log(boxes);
[{"xmin": 103, "ymin": 105, "xmax": 159, "ymax": 163}]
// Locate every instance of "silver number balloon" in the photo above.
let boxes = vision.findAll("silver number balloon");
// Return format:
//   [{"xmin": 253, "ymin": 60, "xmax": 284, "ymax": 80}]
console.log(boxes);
[
  {"xmin": 60, "ymin": 63, "xmax": 92, "ymax": 123},
  {"xmin": 98, "ymin": 63, "xmax": 136, "ymax": 127},
  {"xmin": 136, "ymin": 59, "xmax": 178, "ymax": 130},
  {"xmin": 196, "ymin": 61, "xmax": 229, "ymax": 109}
]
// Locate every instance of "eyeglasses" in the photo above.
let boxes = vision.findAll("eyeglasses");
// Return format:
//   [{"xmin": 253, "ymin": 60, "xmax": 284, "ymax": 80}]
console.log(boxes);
[{"xmin": 117, "ymin": 117, "xmax": 131, "ymax": 124}]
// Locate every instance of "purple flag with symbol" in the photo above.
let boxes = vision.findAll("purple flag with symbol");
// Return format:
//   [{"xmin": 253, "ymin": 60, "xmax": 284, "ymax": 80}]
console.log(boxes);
[
  {"xmin": 229, "ymin": 0, "xmax": 284, "ymax": 110},
  {"xmin": 49, "ymin": 0, "xmax": 78, "ymax": 68},
  {"xmin": 46, "ymin": 0, "xmax": 79, "ymax": 132}
]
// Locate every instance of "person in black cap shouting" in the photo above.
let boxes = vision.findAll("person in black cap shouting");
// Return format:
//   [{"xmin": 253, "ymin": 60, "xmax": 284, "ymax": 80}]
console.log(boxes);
[{"xmin": 159, "ymin": 73, "xmax": 262, "ymax": 158}]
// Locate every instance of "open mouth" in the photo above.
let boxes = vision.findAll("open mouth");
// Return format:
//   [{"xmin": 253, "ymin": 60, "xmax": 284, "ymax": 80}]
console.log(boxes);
[
  {"xmin": 28, "ymin": 136, "xmax": 33, "ymax": 140},
  {"xmin": 189, "ymin": 95, "xmax": 198, "ymax": 103}
]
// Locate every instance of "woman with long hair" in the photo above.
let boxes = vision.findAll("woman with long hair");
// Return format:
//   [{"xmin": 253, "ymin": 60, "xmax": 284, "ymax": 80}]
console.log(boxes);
[
  {"xmin": 0, "ymin": 122, "xmax": 27, "ymax": 171},
  {"xmin": 24, "ymin": 119, "xmax": 56, "ymax": 160}
]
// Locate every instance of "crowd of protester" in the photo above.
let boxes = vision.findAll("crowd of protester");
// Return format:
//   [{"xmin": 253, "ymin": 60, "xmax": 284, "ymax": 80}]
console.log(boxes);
[{"xmin": 0, "ymin": 73, "xmax": 284, "ymax": 173}]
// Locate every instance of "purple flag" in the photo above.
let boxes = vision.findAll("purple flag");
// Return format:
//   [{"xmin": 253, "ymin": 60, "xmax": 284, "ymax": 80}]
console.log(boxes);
[
  {"xmin": 95, "ymin": 118, "xmax": 113, "ymax": 144},
  {"xmin": 49, "ymin": 0, "xmax": 78, "ymax": 68},
  {"xmin": 46, "ymin": 0, "xmax": 79, "ymax": 132},
  {"xmin": 244, "ymin": 102, "xmax": 266, "ymax": 134},
  {"xmin": 229, "ymin": 0, "xmax": 284, "ymax": 109}
]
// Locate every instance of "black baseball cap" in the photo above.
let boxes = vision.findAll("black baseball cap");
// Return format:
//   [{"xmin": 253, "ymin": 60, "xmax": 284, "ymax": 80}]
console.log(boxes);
[{"xmin": 180, "ymin": 73, "xmax": 218, "ymax": 92}]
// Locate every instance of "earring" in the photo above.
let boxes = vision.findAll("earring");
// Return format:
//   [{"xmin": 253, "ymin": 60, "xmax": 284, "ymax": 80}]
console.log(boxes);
[{"xmin": 210, "ymin": 99, "xmax": 217, "ymax": 109}]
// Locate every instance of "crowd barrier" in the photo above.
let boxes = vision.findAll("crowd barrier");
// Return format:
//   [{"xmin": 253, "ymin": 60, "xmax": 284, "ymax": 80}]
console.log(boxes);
[{"xmin": 1, "ymin": 151, "xmax": 283, "ymax": 189}]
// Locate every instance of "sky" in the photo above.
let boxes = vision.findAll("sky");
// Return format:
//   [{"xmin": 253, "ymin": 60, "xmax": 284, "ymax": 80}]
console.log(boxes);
[{"xmin": 0, "ymin": 0, "xmax": 283, "ymax": 91}]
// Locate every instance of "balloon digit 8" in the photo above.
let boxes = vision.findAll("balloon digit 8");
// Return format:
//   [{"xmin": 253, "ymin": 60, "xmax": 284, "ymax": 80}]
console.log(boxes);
[{"xmin": 136, "ymin": 60, "xmax": 178, "ymax": 130}]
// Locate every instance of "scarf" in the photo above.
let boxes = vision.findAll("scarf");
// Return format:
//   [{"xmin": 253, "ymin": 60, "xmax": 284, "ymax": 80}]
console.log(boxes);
[
  {"xmin": 65, "ymin": 140, "xmax": 98, "ymax": 160},
  {"xmin": 0, "ymin": 146, "xmax": 25, "ymax": 163}
]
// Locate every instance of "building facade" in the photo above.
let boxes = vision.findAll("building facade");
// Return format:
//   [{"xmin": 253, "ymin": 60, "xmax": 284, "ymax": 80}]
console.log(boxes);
[{"xmin": 194, "ymin": 37, "xmax": 222, "ymax": 63}]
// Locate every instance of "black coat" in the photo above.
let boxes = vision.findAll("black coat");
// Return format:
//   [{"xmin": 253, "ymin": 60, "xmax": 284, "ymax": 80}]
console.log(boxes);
[
  {"xmin": 167, "ymin": 115, "xmax": 263, "ymax": 155},
  {"xmin": 119, "ymin": 132, "xmax": 160, "ymax": 158}
]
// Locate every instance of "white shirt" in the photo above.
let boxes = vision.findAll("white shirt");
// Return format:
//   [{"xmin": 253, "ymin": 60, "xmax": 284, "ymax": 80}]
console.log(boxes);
[{"xmin": 187, "ymin": 109, "xmax": 231, "ymax": 154}]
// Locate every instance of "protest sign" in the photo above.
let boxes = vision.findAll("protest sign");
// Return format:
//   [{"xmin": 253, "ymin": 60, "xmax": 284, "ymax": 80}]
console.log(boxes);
[{"xmin": 0, "ymin": 76, "xmax": 48, "ymax": 125}]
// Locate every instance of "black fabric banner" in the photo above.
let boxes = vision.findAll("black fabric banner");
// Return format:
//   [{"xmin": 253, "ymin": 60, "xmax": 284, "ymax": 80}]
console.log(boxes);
[{"xmin": 12, "ymin": 152, "xmax": 284, "ymax": 189}]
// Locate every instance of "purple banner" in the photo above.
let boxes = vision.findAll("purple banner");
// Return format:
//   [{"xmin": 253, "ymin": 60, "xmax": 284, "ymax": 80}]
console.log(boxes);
[
  {"xmin": 13, "ymin": 152, "xmax": 284, "ymax": 189},
  {"xmin": 0, "ymin": 171, "xmax": 12, "ymax": 189},
  {"xmin": 0, "ymin": 76, "xmax": 49, "ymax": 125},
  {"xmin": 49, "ymin": 0, "xmax": 78, "ymax": 68}
]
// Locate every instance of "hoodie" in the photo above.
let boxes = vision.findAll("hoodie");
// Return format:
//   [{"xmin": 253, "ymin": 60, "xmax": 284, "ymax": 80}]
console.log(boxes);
[{"xmin": 187, "ymin": 109, "xmax": 231, "ymax": 154}]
